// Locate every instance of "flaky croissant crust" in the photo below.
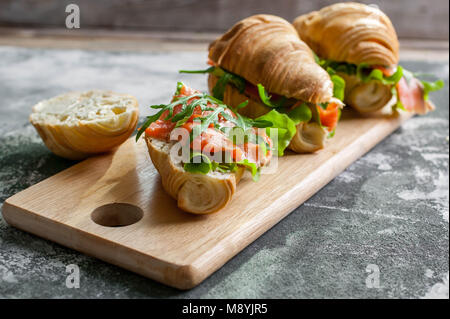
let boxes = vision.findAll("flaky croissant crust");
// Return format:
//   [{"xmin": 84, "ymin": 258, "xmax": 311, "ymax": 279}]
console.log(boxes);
[
  {"xmin": 208, "ymin": 74, "xmax": 326, "ymax": 153},
  {"xmin": 208, "ymin": 14, "xmax": 333, "ymax": 103},
  {"xmin": 293, "ymin": 2, "xmax": 399, "ymax": 67}
]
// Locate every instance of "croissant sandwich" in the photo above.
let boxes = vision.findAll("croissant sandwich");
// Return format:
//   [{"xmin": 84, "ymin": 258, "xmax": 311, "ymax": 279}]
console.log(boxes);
[
  {"xmin": 137, "ymin": 83, "xmax": 274, "ymax": 214},
  {"xmin": 30, "ymin": 90, "xmax": 139, "ymax": 160},
  {"xmin": 181, "ymin": 14, "xmax": 344, "ymax": 154},
  {"xmin": 293, "ymin": 2, "xmax": 443, "ymax": 114}
]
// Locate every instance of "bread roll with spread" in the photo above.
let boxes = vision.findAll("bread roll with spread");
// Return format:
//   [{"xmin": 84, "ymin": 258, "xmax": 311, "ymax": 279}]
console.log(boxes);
[
  {"xmin": 30, "ymin": 90, "xmax": 139, "ymax": 160},
  {"xmin": 181, "ymin": 14, "xmax": 344, "ymax": 154}
]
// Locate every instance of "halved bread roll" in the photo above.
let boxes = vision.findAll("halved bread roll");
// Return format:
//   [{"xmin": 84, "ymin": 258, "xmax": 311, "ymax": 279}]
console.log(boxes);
[
  {"xmin": 145, "ymin": 136, "xmax": 244, "ymax": 215},
  {"xmin": 29, "ymin": 90, "xmax": 139, "ymax": 160},
  {"xmin": 208, "ymin": 74, "xmax": 327, "ymax": 153}
]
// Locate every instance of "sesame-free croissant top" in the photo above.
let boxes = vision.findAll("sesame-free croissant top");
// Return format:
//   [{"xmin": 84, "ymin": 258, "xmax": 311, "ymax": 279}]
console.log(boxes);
[{"xmin": 293, "ymin": 2, "xmax": 399, "ymax": 67}]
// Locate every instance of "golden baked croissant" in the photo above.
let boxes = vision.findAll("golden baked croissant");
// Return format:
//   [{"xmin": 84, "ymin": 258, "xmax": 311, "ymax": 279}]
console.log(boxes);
[
  {"xmin": 138, "ymin": 83, "xmax": 273, "ymax": 214},
  {"xmin": 294, "ymin": 2, "xmax": 442, "ymax": 114},
  {"xmin": 183, "ymin": 14, "xmax": 344, "ymax": 154}
]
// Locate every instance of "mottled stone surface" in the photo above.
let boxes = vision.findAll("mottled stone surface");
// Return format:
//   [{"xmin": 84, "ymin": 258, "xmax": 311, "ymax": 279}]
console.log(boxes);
[{"xmin": 0, "ymin": 46, "xmax": 448, "ymax": 298}]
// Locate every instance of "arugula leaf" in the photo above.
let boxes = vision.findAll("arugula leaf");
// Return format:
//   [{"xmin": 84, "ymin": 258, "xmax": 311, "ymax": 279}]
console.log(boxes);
[
  {"xmin": 136, "ymin": 92, "xmax": 202, "ymax": 140},
  {"xmin": 357, "ymin": 64, "xmax": 403, "ymax": 86},
  {"xmin": 315, "ymin": 56, "xmax": 403, "ymax": 88},
  {"xmin": 183, "ymin": 151, "xmax": 261, "ymax": 180},
  {"xmin": 236, "ymin": 100, "xmax": 249, "ymax": 110},
  {"xmin": 227, "ymin": 127, "xmax": 246, "ymax": 145},
  {"xmin": 256, "ymin": 83, "xmax": 289, "ymax": 108},
  {"xmin": 255, "ymin": 110, "xmax": 298, "ymax": 156},
  {"xmin": 235, "ymin": 112, "xmax": 255, "ymax": 133}
]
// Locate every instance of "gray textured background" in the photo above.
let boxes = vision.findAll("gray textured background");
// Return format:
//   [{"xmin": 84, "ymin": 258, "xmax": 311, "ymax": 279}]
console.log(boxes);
[
  {"xmin": 0, "ymin": 0, "xmax": 448, "ymax": 39},
  {"xmin": 0, "ymin": 46, "xmax": 448, "ymax": 298}
]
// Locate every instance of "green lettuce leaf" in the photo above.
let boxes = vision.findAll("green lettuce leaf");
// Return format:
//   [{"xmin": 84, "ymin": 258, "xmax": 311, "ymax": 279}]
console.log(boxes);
[{"xmin": 183, "ymin": 153, "xmax": 261, "ymax": 181}]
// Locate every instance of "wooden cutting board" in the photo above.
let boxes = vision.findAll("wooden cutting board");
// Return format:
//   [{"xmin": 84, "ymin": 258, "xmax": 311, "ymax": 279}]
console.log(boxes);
[{"xmin": 2, "ymin": 110, "xmax": 412, "ymax": 289}]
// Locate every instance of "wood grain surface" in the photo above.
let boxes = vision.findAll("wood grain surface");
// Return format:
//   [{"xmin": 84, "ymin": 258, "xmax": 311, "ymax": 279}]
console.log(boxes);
[{"xmin": 2, "ymin": 109, "xmax": 412, "ymax": 289}]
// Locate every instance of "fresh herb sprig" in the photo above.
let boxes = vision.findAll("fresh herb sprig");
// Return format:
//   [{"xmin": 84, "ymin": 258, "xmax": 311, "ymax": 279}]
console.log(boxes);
[{"xmin": 183, "ymin": 153, "xmax": 261, "ymax": 181}]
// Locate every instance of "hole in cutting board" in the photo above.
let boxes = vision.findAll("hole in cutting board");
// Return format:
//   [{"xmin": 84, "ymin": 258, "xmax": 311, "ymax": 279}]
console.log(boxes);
[{"xmin": 91, "ymin": 203, "xmax": 143, "ymax": 227}]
